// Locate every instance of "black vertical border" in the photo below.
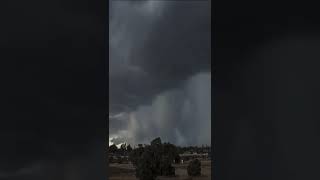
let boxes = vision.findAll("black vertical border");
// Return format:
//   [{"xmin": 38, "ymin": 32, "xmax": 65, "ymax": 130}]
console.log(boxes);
[{"xmin": 105, "ymin": 0, "xmax": 110, "ymax": 178}]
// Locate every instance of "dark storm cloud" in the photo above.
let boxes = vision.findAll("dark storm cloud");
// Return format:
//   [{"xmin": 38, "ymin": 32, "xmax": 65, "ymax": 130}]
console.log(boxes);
[
  {"xmin": 109, "ymin": 0, "xmax": 211, "ymax": 145},
  {"xmin": 119, "ymin": 72, "xmax": 211, "ymax": 146},
  {"xmin": 0, "ymin": 0, "xmax": 106, "ymax": 178},
  {"xmin": 109, "ymin": 0, "xmax": 211, "ymax": 114}
]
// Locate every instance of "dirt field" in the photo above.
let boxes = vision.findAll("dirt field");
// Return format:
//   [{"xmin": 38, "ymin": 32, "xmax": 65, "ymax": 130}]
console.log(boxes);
[{"xmin": 109, "ymin": 160, "xmax": 211, "ymax": 180}]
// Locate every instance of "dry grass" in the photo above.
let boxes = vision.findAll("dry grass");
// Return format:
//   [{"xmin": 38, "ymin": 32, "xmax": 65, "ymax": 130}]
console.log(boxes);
[{"xmin": 109, "ymin": 160, "xmax": 211, "ymax": 180}]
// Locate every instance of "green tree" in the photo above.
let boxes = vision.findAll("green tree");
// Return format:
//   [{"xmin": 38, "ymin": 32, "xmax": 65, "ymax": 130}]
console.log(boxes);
[
  {"xmin": 131, "ymin": 137, "xmax": 178, "ymax": 179},
  {"xmin": 163, "ymin": 143, "xmax": 179, "ymax": 163},
  {"xmin": 150, "ymin": 138, "xmax": 163, "ymax": 175},
  {"xmin": 135, "ymin": 146, "xmax": 158, "ymax": 180},
  {"xmin": 151, "ymin": 137, "xmax": 162, "ymax": 146}
]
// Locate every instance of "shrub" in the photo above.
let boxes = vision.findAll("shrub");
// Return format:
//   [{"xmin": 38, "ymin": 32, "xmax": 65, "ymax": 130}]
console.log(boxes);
[{"xmin": 187, "ymin": 159, "xmax": 201, "ymax": 176}]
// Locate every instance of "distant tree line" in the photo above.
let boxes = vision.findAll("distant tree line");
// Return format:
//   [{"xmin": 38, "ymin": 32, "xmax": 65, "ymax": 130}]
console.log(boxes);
[
  {"xmin": 109, "ymin": 143, "xmax": 132, "ymax": 156},
  {"xmin": 108, "ymin": 143, "xmax": 132, "ymax": 164},
  {"xmin": 108, "ymin": 142, "xmax": 211, "ymax": 157},
  {"xmin": 177, "ymin": 145, "xmax": 211, "ymax": 154}
]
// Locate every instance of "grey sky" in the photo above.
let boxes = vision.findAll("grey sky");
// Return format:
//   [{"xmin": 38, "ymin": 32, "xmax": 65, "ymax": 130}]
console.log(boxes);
[{"xmin": 109, "ymin": 0, "xmax": 211, "ymax": 146}]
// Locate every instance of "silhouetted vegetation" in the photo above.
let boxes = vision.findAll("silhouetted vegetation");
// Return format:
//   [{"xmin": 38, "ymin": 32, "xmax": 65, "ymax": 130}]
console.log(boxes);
[
  {"xmin": 108, "ymin": 139, "xmax": 211, "ymax": 180},
  {"xmin": 187, "ymin": 159, "xmax": 201, "ymax": 176},
  {"xmin": 109, "ymin": 144, "xmax": 118, "ymax": 154},
  {"xmin": 127, "ymin": 144, "xmax": 132, "ymax": 153},
  {"xmin": 127, "ymin": 137, "xmax": 178, "ymax": 180},
  {"xmin": 109, "ymin": 143, "xmax": 211, "ymax": 157}
]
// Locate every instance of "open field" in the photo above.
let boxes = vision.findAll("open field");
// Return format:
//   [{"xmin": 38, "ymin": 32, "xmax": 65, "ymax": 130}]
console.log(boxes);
[{"xmin": 109, "ymin": 160, "xmax": 211, "ymax": 180}]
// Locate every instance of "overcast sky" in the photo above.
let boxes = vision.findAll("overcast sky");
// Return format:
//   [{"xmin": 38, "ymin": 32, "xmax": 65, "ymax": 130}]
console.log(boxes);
[{"xmin": 109, "ymin": 0, "xmax": 211, "ymax": 146}]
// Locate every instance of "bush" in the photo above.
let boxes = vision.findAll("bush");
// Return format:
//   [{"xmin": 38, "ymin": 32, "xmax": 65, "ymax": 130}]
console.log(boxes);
[{"xmin": 187, "ymin": 159, "xmax": 201, "ymax": 176}]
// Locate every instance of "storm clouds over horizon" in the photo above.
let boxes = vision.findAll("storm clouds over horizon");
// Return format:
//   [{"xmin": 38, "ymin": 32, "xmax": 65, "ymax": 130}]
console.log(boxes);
[{"xmin": 109, "ymin": 0, "xmax": 211, "ymax": 146}]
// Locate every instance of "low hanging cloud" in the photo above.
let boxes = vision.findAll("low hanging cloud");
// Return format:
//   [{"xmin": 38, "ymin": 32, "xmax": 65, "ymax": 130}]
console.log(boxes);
[{"xmin": 109, "ymin": 0, "xmax": 211, "ymax": 146}]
